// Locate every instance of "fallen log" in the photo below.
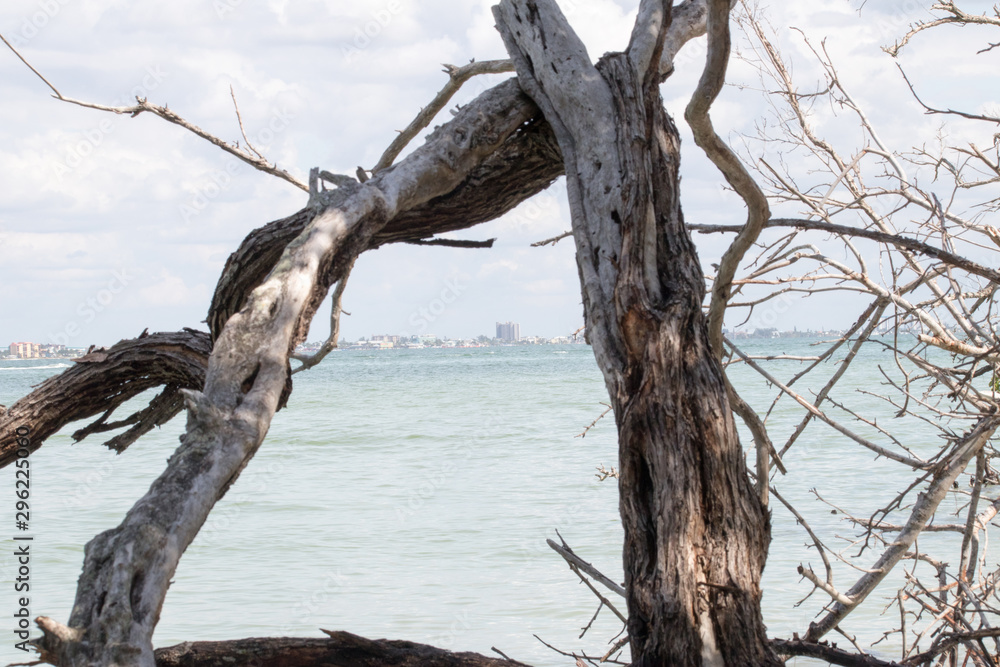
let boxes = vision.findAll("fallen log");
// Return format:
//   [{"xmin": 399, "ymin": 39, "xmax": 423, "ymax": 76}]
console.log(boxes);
[{"xmin": 152, "ymin": 630, "xmax": 530, "ymax": 667}]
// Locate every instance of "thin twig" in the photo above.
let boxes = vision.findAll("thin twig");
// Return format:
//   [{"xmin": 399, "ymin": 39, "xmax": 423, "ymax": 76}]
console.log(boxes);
[
  {"xmin": 531, "ymin": 230, "xmax": 572, "ymax": 247},
  {"xmin": 292, "ymin": 257, "xmax": 356, "ymax": 373},
  {"xmin": 229, "ymin": 85, "xmax": 266, "ymax": 160},
  {"xmin": 576, "ymin": 403, "xmax": 612, "ymax": 438},
  {"xmin": 3, "ymin": 35, "xmax": 307, "ymax": 191},
  {"xmin": 0, "ymin": 32, "xmax": 62, "ymax": 98},
  {"xmin": 490, "ymin": 646, "xmax": 515, "ymax": 661}
]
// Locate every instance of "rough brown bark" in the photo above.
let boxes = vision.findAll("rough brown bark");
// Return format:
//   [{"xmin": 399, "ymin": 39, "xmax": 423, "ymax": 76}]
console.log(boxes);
[
  {"xmin": 0, "ymin": 329, "xmax": 210, "ymax": 466},
  {"xmin": 153, "ymin": 631, "xmax": 529, "ymax": 667},
  {"xmin": 603, "ymin": 58, "xmax": 776, "ymax": 667},
  {"xmin": 494, "ymin": 1, "xmax": 777, "ymax": 664}
]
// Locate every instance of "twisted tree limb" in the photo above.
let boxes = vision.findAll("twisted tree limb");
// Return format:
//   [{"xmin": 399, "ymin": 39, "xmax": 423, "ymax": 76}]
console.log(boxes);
[
  {"xmin": 684, "ymin": 0, "xmax": 769, "ymax": 359},
  {"xmin": 34, "ymin": 72, "xmax": 537, "ymax": 667},
  {"xmin": 0, "ymin": 330, "xmax": 210, "ymax": 466},
  {"xmin": 206, "ymin": 88, "xmax": 562, "ymax": 341}
]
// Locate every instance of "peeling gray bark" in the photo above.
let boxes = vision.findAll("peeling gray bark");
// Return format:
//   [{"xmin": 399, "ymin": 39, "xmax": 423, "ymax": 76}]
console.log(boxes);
[
  {"xmin": 494, "ymin": 0, "xmax": 778, "ymax": 664},
  {"xmin": 207, "ymin": 86, "xmax": 562, "ymax": 341}
]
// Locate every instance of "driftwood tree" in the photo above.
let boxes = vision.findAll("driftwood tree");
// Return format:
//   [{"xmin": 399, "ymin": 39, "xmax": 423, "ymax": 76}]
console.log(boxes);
[{"xmin": 2, "ymin": 1, "xmax": 1000, "ymax": 666}]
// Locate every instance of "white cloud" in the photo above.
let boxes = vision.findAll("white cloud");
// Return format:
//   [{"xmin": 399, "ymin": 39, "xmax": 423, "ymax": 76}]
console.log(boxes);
[
  {"xmin": 522, "ymin": 278, "xmax": 566, "ymax": 294},
  {"xmin": 0, "ymin": 0, "xmax": 995, "ymax": 345},
  {"xmin": 139, "ymin": 271, "xmax": 205, "ymax": 308},
  {"xmin": 477, "ymin": 259, "xmax": 519, "ymax": 278}
]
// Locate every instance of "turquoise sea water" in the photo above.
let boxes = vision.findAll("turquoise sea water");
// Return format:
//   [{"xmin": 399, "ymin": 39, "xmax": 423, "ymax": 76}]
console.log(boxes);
[{"xmin": 0, "ymin": 342, "xmax": 987, "ymax": 665}]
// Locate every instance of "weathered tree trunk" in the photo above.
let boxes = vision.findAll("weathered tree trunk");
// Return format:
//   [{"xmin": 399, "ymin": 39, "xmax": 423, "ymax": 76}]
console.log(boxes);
[{"xmin": 495, "ymin": 1, "xmax": 778, "ymax": 664}]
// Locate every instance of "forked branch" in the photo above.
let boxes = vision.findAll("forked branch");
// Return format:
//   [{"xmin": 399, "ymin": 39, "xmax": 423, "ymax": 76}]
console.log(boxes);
[{"xmin": 0, "ymin": 33, "xmax": 308, "ymax": 191}]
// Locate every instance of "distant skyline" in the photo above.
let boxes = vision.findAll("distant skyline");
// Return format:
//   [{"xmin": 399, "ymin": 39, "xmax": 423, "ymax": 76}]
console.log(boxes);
[{"xmin": 0, "ymin": 1, "xmax": 989, "ymax": 347}]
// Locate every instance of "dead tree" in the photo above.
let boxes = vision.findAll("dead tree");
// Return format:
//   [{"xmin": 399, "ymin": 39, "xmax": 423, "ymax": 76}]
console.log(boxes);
[
  {"xmin": 1, "ymin": 1, "xmax": 999, "ymax": 666},
  {"xmin": 494, "ymin": 1, "xmax": 777, "ymax": 664}
]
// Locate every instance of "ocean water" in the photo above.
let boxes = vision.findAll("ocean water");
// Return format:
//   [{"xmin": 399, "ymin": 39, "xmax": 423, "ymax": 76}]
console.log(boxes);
[{"xmin": 0, "ymin": 342, "xmax": 986, "ymax": 665}]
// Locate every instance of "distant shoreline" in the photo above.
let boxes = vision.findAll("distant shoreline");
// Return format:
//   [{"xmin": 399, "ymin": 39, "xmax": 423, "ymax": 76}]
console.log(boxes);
[{"xmin": 1, "ymin": 333, "xmax": 887, "ymax": 362}]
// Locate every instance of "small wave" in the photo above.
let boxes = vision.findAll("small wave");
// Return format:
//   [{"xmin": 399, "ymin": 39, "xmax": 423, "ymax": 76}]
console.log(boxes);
[
  {"xmin": 0, "ymin": 363, "xmax": 71, "ymax": 371},
  {"xmin": 553, "ymin": 351, "xmax": 568, "ymax": 354}
]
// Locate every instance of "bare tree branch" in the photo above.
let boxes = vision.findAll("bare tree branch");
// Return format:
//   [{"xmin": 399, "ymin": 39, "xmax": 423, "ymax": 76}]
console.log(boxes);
[
  {"xmin": 771, "ymin": 638, "xmax": 901, "ymax": 666},
  {"xmin": 684, "ymin": 0, "xmax": 771, "ymax": 358},
  {"xmin": 883, "ymin": 1, "xmax": 1000, "ymax": 57},
  {"xmin": 0, "ymin": 330, "xmax": 210, "ymax": 465},
  {"xmin": 152, "ymin": 630, "xmax": 532, "ymax": 667},
  {"xmin": 1, "ymin": 32, "xmax": 308, "ymax": 191},
  {"xmin": 688, "ymin": 218, "xmax": 1000, "ymax": 285},
  {"xmin": 372, "ymin": 59, "xmax": 516, "ymax": 173},
  {"xmin": 404, "ymin": 237, "xmax": 496, "ymax": 248},
  {"xmin": 805, "ymin": 415, "xmax": 1000, "ymax": 641}
]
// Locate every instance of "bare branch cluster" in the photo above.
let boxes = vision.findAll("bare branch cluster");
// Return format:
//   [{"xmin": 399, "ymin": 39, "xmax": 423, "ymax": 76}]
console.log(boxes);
[{"xmin": 709, "ymin": 2, "xmax": 1000, "ymax": 662}]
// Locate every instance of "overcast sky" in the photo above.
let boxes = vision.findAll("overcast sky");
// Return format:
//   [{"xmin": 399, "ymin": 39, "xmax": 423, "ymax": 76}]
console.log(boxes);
[{"xmin": 0, "ymin": 0, "xmax": 995, "ymax": 346}]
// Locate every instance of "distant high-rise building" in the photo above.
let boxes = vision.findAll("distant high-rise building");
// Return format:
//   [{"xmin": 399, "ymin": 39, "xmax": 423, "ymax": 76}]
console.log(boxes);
[
  {"xmin": 496, "ymin": 321, "xmax": 520, "ymax": 342},
  {"xmin": 8, "ymin": 342, "xmax": 40, "ymax": 359}
]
